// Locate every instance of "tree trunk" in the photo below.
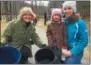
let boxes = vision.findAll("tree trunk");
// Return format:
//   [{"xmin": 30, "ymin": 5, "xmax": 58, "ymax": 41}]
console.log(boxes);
[
  {"xmin": 9, "ymin": 1, "xmax": 12, "ymax": 21},
  {"xmin": 4, "ymin": 1, "xmax": 8, "ymax": 22},
  {"xmin": 0, "ymin": 1, "xmax": 1, "ymax": 21}
]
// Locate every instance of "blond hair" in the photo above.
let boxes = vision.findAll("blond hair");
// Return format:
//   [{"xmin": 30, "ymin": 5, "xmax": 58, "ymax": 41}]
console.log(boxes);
[{"xmin": 18, "ymin": 7, "xmax": 36, "ymax": 20}]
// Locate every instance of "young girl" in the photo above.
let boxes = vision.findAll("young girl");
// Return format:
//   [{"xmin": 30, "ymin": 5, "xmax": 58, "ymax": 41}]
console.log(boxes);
[{"xmin": 46, "ymin": 8, "xmax": 67, "ymax": 49}]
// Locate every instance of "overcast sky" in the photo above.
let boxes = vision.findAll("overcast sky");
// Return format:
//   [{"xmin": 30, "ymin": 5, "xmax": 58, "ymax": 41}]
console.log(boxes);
[{"xmin": 24, "ymin": 1, "xmax": 49, "ymax": 6}]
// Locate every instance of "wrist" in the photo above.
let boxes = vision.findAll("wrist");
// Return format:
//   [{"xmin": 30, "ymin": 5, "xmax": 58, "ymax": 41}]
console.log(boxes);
[{"xmin": 68, "ymin": 51, "xmax": 72, "ymax": 56}]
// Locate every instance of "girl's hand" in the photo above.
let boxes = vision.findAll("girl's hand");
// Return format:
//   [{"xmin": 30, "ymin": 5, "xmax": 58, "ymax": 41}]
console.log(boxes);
[{"xmin": 62, "ymin": 49, "xmax": 72, "ymax": 57}]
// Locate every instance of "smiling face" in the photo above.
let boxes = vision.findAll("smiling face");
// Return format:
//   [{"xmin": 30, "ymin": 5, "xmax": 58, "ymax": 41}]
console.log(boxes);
[
  {"xmin": 22, "ymin": 12, "xmax": 33, "ymax": 23},
  {"xmin": 52, "ymin": 14, "xmax": 61, "ymax": 22},
  {"xmin": 63, "ymin": 6, "xmax": 73, "ymax": 18}
]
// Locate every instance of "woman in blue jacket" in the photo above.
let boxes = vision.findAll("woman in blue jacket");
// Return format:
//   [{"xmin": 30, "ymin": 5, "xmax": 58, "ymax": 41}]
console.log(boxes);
[{"xmin": 62, "ymin": 2, "xmax": 88, "ymax": 64}]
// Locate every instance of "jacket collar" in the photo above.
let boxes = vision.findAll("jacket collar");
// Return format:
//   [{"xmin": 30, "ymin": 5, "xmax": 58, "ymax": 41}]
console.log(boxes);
[
  {"xmin": 19, "ymin": 19, "xmax": 32, "ymax": 29},
  {"xmin": 65, "ymin": 13, "xmax": 79, "ymax": 24},
  {"xmin": 52, "ymin": 21, "xmax": 62, "ymax": 24}
]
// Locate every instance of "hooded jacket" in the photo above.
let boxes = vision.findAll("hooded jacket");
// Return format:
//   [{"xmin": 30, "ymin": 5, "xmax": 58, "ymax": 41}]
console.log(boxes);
[{"xmin": 1, "ymin": 19, "xmax": 44, "ymax": 57}]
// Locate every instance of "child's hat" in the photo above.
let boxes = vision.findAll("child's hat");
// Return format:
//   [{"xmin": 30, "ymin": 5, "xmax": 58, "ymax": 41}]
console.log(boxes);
[{"xmin": 51, "ymin": 8, "xmax": 62, "ymax": 16}]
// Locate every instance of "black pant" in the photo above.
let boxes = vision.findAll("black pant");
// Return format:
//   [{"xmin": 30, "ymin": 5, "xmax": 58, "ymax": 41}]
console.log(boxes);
[
  {"xmin": 20, "ymin": 46, "xmax": 31, "ymax": 64},
  {"xmin": 20, "ymin": 55, "xmax": 28, "ymax": 64}
]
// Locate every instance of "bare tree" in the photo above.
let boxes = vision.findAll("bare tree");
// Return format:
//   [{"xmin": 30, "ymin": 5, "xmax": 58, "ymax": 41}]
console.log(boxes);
[
  {"xmin": 76, "ymin": 1, "xmax": 90, "ymax": 18},
  {"xmin": 0, "ymin": 1, "xmax": 1, "ymax": 21},
  {"xmin": 31, "ymin": 1, "xmax": 33, "ymax": 9},
  {"xmin": 35, "ymin": 0, "xmax": 37, "ymax": 15},
  {"xmin": 48, "ymin": 1, "xmax": 64, "ymax": 8},
  {"xmin": 9, "ymin": 1, "xmax": 12, "ymax": 21},
  {"xmin": 4, "ymin": 1, "xmax": 9, "ymax": 22}
]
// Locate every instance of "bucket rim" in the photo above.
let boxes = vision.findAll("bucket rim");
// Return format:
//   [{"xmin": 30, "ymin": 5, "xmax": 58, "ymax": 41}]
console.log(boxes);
[
  {"xmin": 35, "ymin": 47, "xmax": 57, "ymax": 64},
  {"xmin": 0, "ymin": 46, "xmax": 21, "ymax": 64}
]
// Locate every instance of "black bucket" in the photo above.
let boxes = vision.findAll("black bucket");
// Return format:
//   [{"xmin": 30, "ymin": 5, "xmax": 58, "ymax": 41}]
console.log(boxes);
[{"xmin": 35, "ymin": 46, "xmax": 64, "ymax": 64}]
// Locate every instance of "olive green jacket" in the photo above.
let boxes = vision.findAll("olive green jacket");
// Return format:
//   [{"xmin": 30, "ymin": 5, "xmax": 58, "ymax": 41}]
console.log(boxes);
[{"xmin": 1, "ymin": 19, "xmax": 44, "ymax": 56}]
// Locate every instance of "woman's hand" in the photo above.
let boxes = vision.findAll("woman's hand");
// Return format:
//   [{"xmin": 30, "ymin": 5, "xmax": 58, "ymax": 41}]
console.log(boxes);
[{"xmin": 62, "ymin": 49, "xmax": 72, "ymax": 57}]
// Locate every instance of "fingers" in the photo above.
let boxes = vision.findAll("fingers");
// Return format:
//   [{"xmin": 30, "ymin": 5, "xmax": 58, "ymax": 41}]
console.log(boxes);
[{"xmin": 62, "ymin": 49, "xmax": 72, "ymax": 57}]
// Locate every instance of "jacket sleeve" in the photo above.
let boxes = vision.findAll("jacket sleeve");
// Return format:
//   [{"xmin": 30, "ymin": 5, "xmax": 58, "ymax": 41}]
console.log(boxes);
[
  {"xmin": 1, "ymin": 22, "xmax": 14, "ymax": 44},
  {"xmin": 70, "ymin": 20, "xmax": 88, "ymax": 56},
  {"xmin": 46, "ymin": 25, "xmax": 54, "ymax": 46},
  {"xmin": 31, "ymin": 27, "xmax": 44, "ymax": 48},
  {"xmin": 62, "ymin": 23, "xmax": 67, "ymax": 46}
]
